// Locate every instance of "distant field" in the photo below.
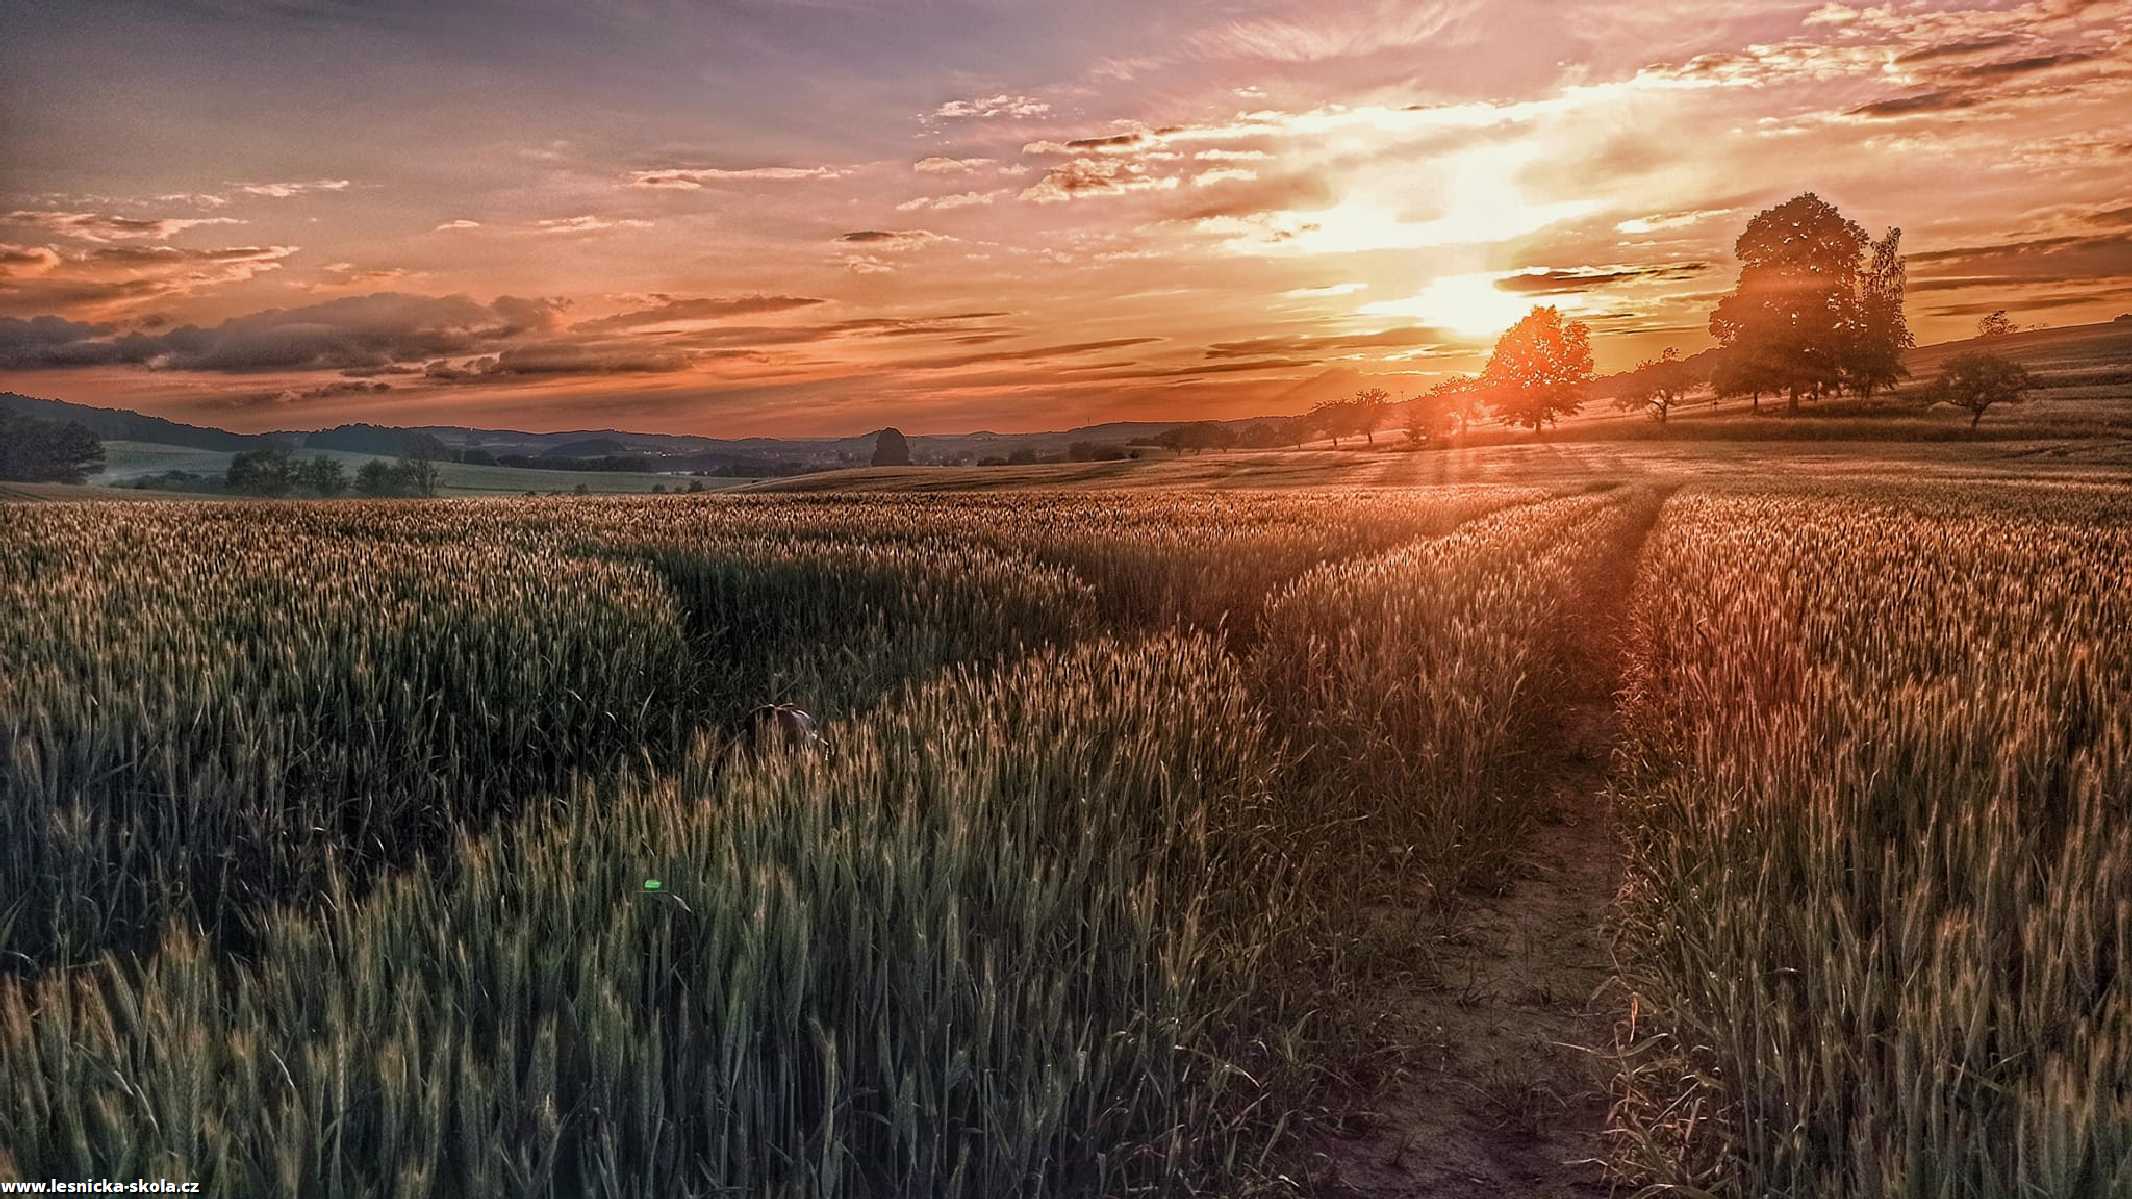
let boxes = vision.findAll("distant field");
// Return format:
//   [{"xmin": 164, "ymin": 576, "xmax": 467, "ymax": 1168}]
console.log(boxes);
[
  {"xmin": 745, "ymin": 435, "xmax": 2132, "ymax": 494},
  {"xmin": 89, "ymin": 441, "xmax": 751, "ymax": 496}
]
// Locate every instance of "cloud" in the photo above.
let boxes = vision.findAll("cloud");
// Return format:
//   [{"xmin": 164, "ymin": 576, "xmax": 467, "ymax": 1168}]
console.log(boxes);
[
  {"xmin": 1022, "ymin": 132, "xmax": 1153, "ymax": 155},
  {"xmin": 575, "ymin": 294, "xmax": 827, "ymax": 331},
  {"xmin": 1282, "ymin": 282, "xmax": 1367, "ymax": 297},
  {"xmin": 629, "ymin": 165, "xmax": 846, "ymax": 189},
  {"xmin": 0, "ymin": 243, "xmax": 298, "ymax": 317},
  {"xmin": 232, "ymin": 179, "xmax": 350, "ymax": 199},
  {"xmin": 426, "ymin": 343, "xmax": 692, "ymax": 381},
  {"xmin": 5, "ymin": 210, "xmax": 245, "ymax": 242},
  {"xmin": 0, "ymin": 244, "xmax": 63, "ymax": 275},
  {"xmin": 896, "ymin": 189, "xmax": 1009, "ymax": 212},
  {"xmin": 433, "ymin": 219, "xmax": 481, "ymax": 231},
  {"xmin": 931, "ymin": 94, "xmax": 1050, "ymax": 119},
  {"xmin": 1894, "ymin": 36, "xmax": 2028, "ymax": 64},
  {"xmin": 1204, "ymin": 325, "xmax": 1452, "ymax": 360},
  {"xmin": 1021, "ymin": 159, "xmax": 1181, "ymax": 204},
  {"xmin": 836, "ymin": 229, "xmax": 949, "ymax": 250},
  {"xmin": 1847, "ymin": 90, "xmax": 1985, "ymax": 118},
  {"xmin": 888, "ymin": 336, "xmax": 1160, "ymax": 371},
  {"xmin": 1494, "ymin": 263, "xmax": 1710, "ymax": 294},
  {"xmin": 914, "ymin": 157, "xmax": 996, "ymax": 173},
  {"xmin": 0, "ymin": 291, "xmax": 567, "ymax": 371},
  {"xmin": 536, "ymin": 215, "xmax": 654, "ymax": 234}
]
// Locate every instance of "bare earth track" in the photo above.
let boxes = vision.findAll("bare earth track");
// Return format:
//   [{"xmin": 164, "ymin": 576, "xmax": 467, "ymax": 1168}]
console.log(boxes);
[{"xmin": 1316, "ymin": 491, "xmax": 1668, "ymax": 1198}]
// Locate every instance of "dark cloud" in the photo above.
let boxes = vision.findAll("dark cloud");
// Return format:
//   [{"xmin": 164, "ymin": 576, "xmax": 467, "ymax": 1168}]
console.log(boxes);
[
  {"xmin": 1846, "ymin": 90, "xmax": 1981, "ymax": 118},
  {"xmin": 1894, "ymin": 36, "xmax": 2026, "ymax": 65},
  {"xmin": 1495, "ymin": 263, "xmax": 1709, "ymax": 295},
  {"xmin": 888, "ymin": 336, "xmax": 1162, "ymax": 371},
  {"xmin": 428, "ymin": 344, "xmax": 692, "ymax": 380},
  {"xmin": 574, "ymin": 294, "xmax": 826, "ymax": 332},
  {"xmin": 0, "ymin": 292, "xmax": 569, "ymax": 372},
  {"xmin": 835, "ymin": 230, "xmax": 944, "ymax": 247},
  {"xmin": 1955, "ymin": 51, "xmax": 2099, "ymax": 78},
  {"xmin": 1204, "ymin": 325, "xmax": 1450, "ymax": 360},
  {"xmin": 1910, "ymin": 232, "xmax": 2132, "ymax": 279}
]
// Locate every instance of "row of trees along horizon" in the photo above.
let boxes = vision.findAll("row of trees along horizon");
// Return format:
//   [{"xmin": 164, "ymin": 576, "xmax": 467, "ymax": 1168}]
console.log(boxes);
[{"xmin": 0, "ymin": 192, "xmax": 2061, "ymax": 488}]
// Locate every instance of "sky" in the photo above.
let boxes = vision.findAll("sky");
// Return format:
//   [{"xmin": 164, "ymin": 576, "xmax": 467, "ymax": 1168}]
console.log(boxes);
[{"xmin": 1, "ymin": 0, "xmax": 2129, "ymax": 438}]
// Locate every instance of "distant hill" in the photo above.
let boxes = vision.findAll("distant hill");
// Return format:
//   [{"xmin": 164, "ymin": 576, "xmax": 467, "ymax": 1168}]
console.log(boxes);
[
  {"xmin": 0, "ymin": 393, "xmax": 274, "ymax": 451},
  {"xmin": 10, "ymin": 320, "xmax": 2126, "ymax": 477}
]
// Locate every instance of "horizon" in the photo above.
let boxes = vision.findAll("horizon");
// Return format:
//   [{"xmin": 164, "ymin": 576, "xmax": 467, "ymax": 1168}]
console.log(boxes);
[{"xmin": 3, "ymin": 2, "xmax": 2130, "ymax": 438}]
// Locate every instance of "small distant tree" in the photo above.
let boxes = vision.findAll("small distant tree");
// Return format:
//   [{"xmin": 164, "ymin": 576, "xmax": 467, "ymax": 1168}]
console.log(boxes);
[
  {"xmin": 300, "ymin": 455, "xmax": 347, "ymax": 496},
  {"xmin": 1976, "ymin": 310, "xmax": 2018, "ymax": 340},
  {"xmin": 225, "ymin": 446, "xmax": 298, "ymax": 497},
  {"xmin": 393, "ymin": 449, "xmax": 441, "ymax": 498},
  {"xmin": 1616, "ymin": 347, "xmax": 1694, "ymax": 424},
  {"xmin": 572, "ymin": 482, "xmax": 591, "ymax": 496},
  {"xmin": 1938, "ymin": 351, "xmax": 2035, "ymax": 430},
  {"xmin": 1346, "ymin": 388, "xmax": 1389, "ymax": 446},
  {"xmin": 1309, "ymin": 398, "xmax": 1354, "ymax": 448},
  {"xmin": 0, "ymin": 411, "xmax": 104, "ymax": 483},
  {"xmin": 871, "ymin": 427, "xmax": 912, "ymax": 466},
  {"xmin": 686, "ymin": 479, "xmax": 705, "ymax": 493},
  {"xmin": 1484, "ymin": 305, "xmax": 1594, "ymax": 433},
  {"xmin": 1401, "ymin": 394, "xmax": 1448, "ymax": 447},
  {"xmin": 1005, "ymin": 447, "xmax": 1039, "ymax": 465},
  {"xmin": 354, "ymin": 459, "xmax": 397, "ymax": 497},
  {"xmin": 1424, "ymin": 375, "xmax": 1483, "ymax": 436}
]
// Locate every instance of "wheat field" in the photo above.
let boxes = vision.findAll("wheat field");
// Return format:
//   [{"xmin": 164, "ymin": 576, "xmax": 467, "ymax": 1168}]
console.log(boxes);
[{"xmin": 2, "ymin": 480, "xmax": 2126, "ymax": 1196}]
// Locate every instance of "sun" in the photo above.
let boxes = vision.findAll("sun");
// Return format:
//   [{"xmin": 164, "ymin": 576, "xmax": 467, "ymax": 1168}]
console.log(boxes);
[{"xmin": 1357, "ymin": 273, "xmax": 1577, "ymax": 339}]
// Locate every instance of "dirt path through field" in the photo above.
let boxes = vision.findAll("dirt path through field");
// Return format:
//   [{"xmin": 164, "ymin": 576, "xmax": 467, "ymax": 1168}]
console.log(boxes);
[{"xmin": 1314, "ymin": 491, "xmax": 1668, "ymax": 1198}]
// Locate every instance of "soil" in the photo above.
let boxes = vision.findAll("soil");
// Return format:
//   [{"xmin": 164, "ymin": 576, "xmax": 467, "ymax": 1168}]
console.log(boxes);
[{"xmin": 1310, "ymin": 492, "xmax": 1668, "ymax": 1198}]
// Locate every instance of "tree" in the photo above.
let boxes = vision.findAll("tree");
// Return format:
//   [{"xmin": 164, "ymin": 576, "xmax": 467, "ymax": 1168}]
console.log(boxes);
[
  {"xmin": 1346, "ymin": 388, "xmax": 1389, "ymax": 446},
  {"xmin": 871, "ymin": 427, "xmax": 911, "ymax": 466},
  {"xmin": 1425, "ymin": 375, "xmax": 1483, "ymax": 435},
  {"xmin": 0, "ymin": 411, "xmax": 104, "ymax": 483},
  {"xmin": 1843, "ymin": 227, "xmax": 1915, "ymax": 400},
  {"xmin": 1710, "ymin": 193, "xmax": 1870, "ymax": 413},
  {"xmin": 1403, "ymin": 392, "xmax": 1452, "ymax": 446},
  {"xmin": 1938, "ymin": 351, "xmax": 2034, "ymax": 429},
  {"xmin": 394, "ymin": 448, "xmax": 442, "ymax": 497},
  {"xmin": 1484, "ymin": 305, "xmax": 1594, "ymax": 432},
  {"xmin": 225, "ymin": 446, "xmax": 298, "ymax": 497},
  {"xmin": 1308, "ymin": 399, "xmax": 1351, "ymax": 448},
  {"xmin": 354, "ymin": 459, "xmax": 398, "ymax": 497},
  {"xmin": 300, "ymin": 455, "xmax": 347, "ymax": 496},
  {"xmin": 1616, "ymin": 347, "xmax": 1693, "ymax": 423},
  {"xmin": 1976, "ymin": 310, "xmax": 2018, "ymax": 339}
]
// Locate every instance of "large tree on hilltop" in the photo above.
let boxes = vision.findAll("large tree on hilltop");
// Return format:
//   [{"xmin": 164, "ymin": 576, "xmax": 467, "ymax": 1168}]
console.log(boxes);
[
  {"xmin": 1710, "ymin": 192, "xmax": 1869, "ymax": 413},
  {"xmin": 1483, "ymin": 306, "xmax": 1593, "ymax": 433}
]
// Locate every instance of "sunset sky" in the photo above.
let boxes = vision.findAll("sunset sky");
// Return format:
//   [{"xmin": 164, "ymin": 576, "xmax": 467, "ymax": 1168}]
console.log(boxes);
[{"xmin": 3, "ymin": 1, "xmax": 2129, "ymax": 437}]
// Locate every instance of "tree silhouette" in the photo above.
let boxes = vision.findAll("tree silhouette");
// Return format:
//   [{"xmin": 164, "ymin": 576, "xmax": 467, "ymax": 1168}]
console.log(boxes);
[
  {"xmin": 1846, "ymin": 226, "xmax": 1914, "ymax": 399},
  {"xmin": 1710, "ymin": 192, "xmax": 1869, "ymax": 413},
  {"xmin": 870, "ymin": 427, "xmax": 911, "ymax": 466},
  {"xmin": 1425, "ymin": 374, "xmax": 1483, "ymax": 435},
  {"xmin": 1483, "ymin": 306, "xmax": 1593, "ymax": 433},
  {"xmin": 1938, "ymin": 351, "xmax": 2034, "ymax": 429},
  {"xmin": 0, "ymin": 411, "xmax": 104, "ymax": 483},
  {"xmin": 1616, "ymin": 347, "xmax": 1693, "ymax": 424},
  {"xmin": 1976, "ymin": 310, "xmax": 2018, "ymax": 339}
]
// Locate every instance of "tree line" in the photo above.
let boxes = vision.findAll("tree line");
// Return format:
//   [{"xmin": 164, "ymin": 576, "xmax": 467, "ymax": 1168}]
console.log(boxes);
[
  {"xmin": 1289, "ymin": 191, "xmax": 2043, "ymax": 447},
  {"xmin": 0, "ymin": 410, "xmax": 104, "ymax": 483}
]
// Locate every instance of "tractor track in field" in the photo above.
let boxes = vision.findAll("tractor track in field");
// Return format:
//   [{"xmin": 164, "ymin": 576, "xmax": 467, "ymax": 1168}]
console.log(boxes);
[{"xmin": 1313, "ymin": 489, "xmax": 1670, "ymax": 1199}]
